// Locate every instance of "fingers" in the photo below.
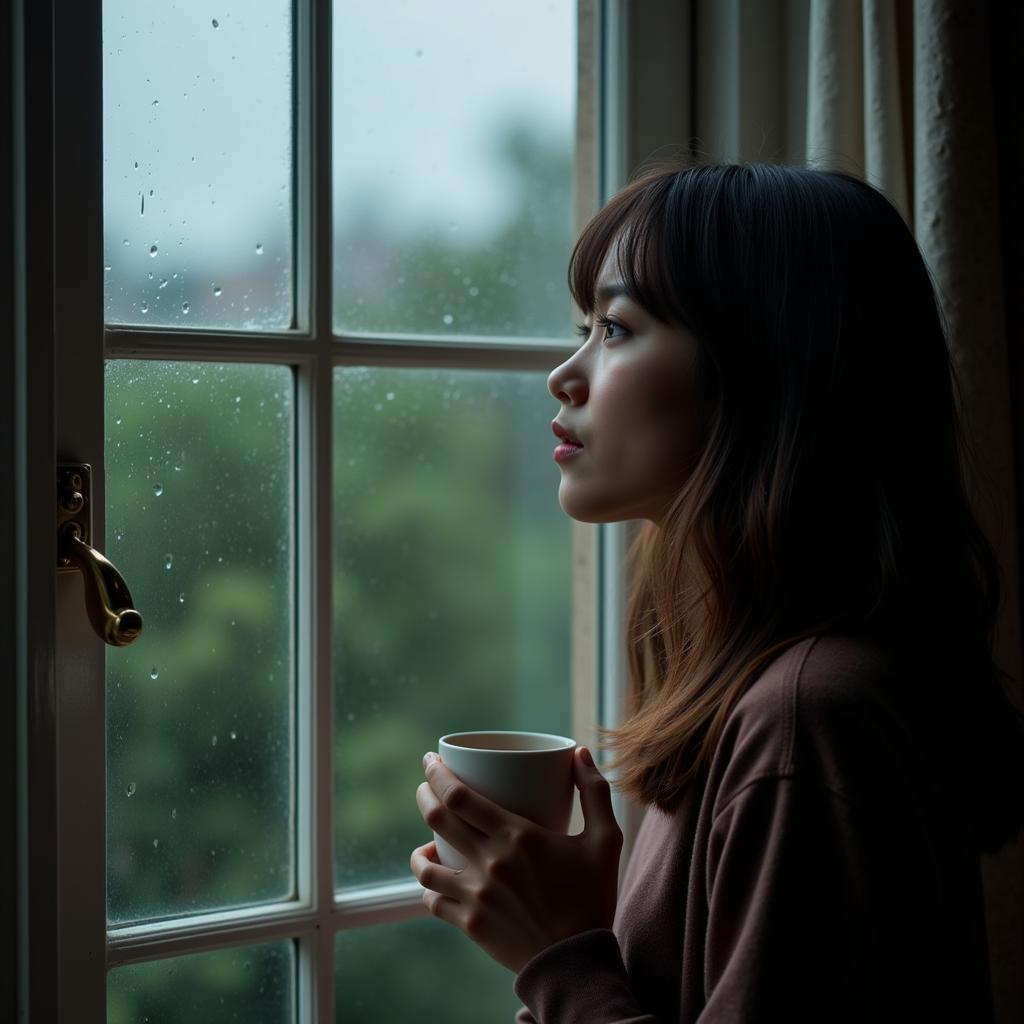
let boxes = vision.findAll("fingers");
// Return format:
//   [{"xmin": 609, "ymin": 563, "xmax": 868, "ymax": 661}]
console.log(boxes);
[
  {"xmin": 573, "ymin": 747, "xmax": 623, "ymax": 848},
  {"xmin": 416, "ymin": 781, "xmax": 487, "ymax": 857},
  {"xmin": 410, "ymin": 842, "xmax": 464, "ymax": 900},
  {"xmin": 422, "ymin": 753, "xmax": 518, "ymax": 837}
]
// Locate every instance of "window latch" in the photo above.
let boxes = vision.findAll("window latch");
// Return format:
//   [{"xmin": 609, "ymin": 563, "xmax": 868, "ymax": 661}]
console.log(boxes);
[{"xmin": 57, "ymin": 463, "xmax": 143, "ymax": 647}]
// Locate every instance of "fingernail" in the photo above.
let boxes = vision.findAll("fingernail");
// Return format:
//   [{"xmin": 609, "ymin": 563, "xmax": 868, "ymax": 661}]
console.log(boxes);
[
  {"xmin": 579, "ymin": 746, "xmax": 594, "ymax": 767},
  {"xmin": 423, "ymin": 752, "xmax": 438, "ymax": 768}
]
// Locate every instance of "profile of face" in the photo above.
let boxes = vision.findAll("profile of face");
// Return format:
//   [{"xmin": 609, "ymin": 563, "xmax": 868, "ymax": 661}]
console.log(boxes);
[{"xmin": 548, "ymin": 243, "xmax": 704, "ymax": 524}]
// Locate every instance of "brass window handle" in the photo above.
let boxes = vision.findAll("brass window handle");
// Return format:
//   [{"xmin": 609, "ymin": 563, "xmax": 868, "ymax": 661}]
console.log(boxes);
[{"xmin": 57, "ymin": 464, "xmax": 143, "ymax": 647}]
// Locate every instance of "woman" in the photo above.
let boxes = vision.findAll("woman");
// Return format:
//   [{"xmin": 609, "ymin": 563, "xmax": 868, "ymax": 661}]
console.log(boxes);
[{"xmin": 411, "ymin": 164, "xmax": 1024, "ymax": 1021}]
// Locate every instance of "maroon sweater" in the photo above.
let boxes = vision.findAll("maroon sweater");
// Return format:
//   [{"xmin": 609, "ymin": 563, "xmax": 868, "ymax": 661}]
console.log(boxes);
[{"xmin": 514, "ymin": 634, "xmax": 995, "ymax": 1022}]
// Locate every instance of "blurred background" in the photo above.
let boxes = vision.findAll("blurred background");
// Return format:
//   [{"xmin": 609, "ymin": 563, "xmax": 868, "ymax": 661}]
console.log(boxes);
[{"xmin": 101, "ymin": 0, "xmax": 576, "ymax": 1020}]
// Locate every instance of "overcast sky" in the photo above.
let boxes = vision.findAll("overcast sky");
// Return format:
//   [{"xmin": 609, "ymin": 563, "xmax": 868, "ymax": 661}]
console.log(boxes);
[{"xmin": 103, "ymin": 0, "xmax": 575, "ymax": 324}]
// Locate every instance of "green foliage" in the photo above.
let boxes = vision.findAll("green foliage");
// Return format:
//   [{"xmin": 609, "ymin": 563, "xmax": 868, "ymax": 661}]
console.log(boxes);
[{"xmin": 105, "ymin": 119, "xmax": 571, "ymax": 1022}]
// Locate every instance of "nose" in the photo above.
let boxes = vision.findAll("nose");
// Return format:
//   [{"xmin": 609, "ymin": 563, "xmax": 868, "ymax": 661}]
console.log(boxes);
[{"xmin": 547, "ymin": 353, "xmax": 588, "ymax": 406}]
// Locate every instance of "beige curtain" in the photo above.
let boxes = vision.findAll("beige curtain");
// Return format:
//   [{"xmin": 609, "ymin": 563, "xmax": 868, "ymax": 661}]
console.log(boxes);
[{"xmin": 688, "ymin": 1, "xmax": 1024, "ymax": 1019}]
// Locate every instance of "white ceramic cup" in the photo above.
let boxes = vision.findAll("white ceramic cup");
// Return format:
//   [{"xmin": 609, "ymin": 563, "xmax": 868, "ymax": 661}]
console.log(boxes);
[{"xmin": 432, "ymin": 730, "xmax": 577, "ymax": 870}]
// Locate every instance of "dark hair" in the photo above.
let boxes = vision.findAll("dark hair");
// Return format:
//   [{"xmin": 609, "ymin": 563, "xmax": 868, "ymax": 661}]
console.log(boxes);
[{"xmin": 570, "ymin": 163, "xmax": 1024, "ymax": 853}]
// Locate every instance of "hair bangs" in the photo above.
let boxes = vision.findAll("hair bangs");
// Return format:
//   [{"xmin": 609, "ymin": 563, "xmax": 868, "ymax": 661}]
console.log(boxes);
[{"xmin": 568, "ymin": 173, "xmax": 691, "ymax": 326}]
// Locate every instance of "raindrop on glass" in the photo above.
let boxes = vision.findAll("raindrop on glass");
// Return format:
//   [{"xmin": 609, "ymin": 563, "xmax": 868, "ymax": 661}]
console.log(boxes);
[
  {"xmin": 150, "ymin": 667, "xmax": 159, "ymax": 679},
  {"xmin": 213, "ymin": 284, "xmax": 222, "ymax": 297},
  {"xmin": 178, "ymin": 592, "xmax": 185, "ymax": 604},
  {"xmin": 153, "ymin": 482, "xmax": 163, "ymax": 496},
  {"xmin": 171, "ymin": 807, "xmax": 177, "ymax": 820},
  {"xmin": 191, "ymin": 377, "xmax": 199, "ymax": 384},
  {"xmin": 164, "ymin": 553, "xmax": 173, "ymax": 570},
  {"xmin": 230, "ymin": 730, "xmax": 237, "ymax": 740},
  {"xmin": 255, "ymin": 243, "xmax": 264, "ymax": 255},
  {"xmin": 149, "ymin": 244, "xmax": 158, "ymax": 257},
  {"xmin": 181, "ymin": 302, "xmax": 190, "ymax": 314},
  {"xmin": 114, "ymin": 416, "xmax": 123, "ymax": 425},
  {"xmin": 140, "ymin": 302, "xmax": 149, "ymax": 314},
  {"xmin": 126, "ymin": 782, "xmax": 137, "ymax": 797},
  {"xmin": 140, "ymin": 193, "xmax": 145, "ymax": 216},
  {"xmin": 212, "ymin": 735, "xmax": 218, "ymax": 746},
  {"xmin": 442, "ymin": 313, "xmax": 454, "ymax": 326},
  {"xmin": 153, "ymin": 838, "xmax": 159, "ymax": 849},
  {"xmin": 212, "ymin": 17, "xmax": 219, "ymax": 28},
  {"xmin": 386, "ymin": 391, "xmax": 395, "ymax": 401},
  {"xmin": 159, "ymin": 278, "xmax": 168, "ymax": 289},
  {"xmin": 122, "ymin": 239, "xmax": 130, "ymax": 247}
]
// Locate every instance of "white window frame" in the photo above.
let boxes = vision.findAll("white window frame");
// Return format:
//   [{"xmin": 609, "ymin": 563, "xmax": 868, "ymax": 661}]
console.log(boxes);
[{"xmin": 12, "ymin": 0, "xmax": 688, "ymax": 1020}]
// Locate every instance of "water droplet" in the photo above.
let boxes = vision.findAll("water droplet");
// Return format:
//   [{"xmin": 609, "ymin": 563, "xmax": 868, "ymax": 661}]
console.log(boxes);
[
  {"xmin": 213, "ymin": 284, "xmax": 222, "ymax": 297},
  {"xmin": 211, "ymin": 735, "xmax": 218, "ymax": 746},
  {"xmin": 114, "ymin": 416, "xmax": 123, "ymax": 425},
  {"xmin": 152, "ymin": 838, "xmax": 159, "ymax": 849},
  {"xmin": 159, "ymin": 278, "xmax": 168, "ymax": 289},
  {"xmin": 191, "ymin": 377, "xmax": 199, "ymax": 384},
  {"xmin": 140, "ymin": 193, "xmax": 145, "ymax": 216},
  {"xmin": 149, "ymin": 244, "xmax": 158, "ymax": 257},
  {"xmin": 468, "ymin": 286, "xmax": 480, "ymax": 297},
  {"xmin": 126, "ymin": 782, "xmax": 137, "ymax": 797},
  {"xmin": 212, "ymin": 17, "xmax": 219, "ymax": 28},
  {"xmin": 442, "ymin": 313, "xmax": 454, "ymax": 326},
  {"xmin": 415, "ymin": 48, "xmax": 424, "ymax": 57},
  {"xmin": 234, "ymin": 395, "xmax": 241, "ymax": 403},
  {"xmin": 181, "ymin": 302, "xmax": 190, "ymax": 314},
  {"xmin": 386, "ymin": 391, "xmax": 395, "ymax": 401},
  {"xmin": 346, "ymin": 711, "xmax": 356, "ymax": 722},
  {"xmin": 140, "ymin": 302, "xmax": 149, "ymax": 314},
  {"xmin": 178, "ymin": 592, "xmax": 185, "ymax": 604},
  {"xmin": 255, "ymin": 243, "xmax": 263, "ymax": 255},
  {"xmin": 153, "ymin": 482, "xmax": 163, "ymax": 496},
  {"xmin": 163, "ymin": 553, "xmax": 173, "ymax": 570},
  {"xmin": 230, "ymin": 730, "xmax": 237, "ymax": 740},
  {"xmin": 151, "ymin": 99, "xmax": 159, "ymax": 107},
  {"xmin": 170, "ymin": 807, "xmax": 177, "ymax": 820},
  {"xmin": 122, "ymin": 239, "xmax": 130, "ymax": 247},
  {"xmin": 150, "ymin": 666, "xmax": 159, "ymax": 679},
  {"xmin": 134, "ymin": 161, "xmax": 138, "ymax": 169}
]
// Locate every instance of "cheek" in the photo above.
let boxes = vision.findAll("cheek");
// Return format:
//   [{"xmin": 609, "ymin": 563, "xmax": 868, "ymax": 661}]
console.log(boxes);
[{"xmin": 592, "ymin": 363, "xmax": 697, "ymax": 452}]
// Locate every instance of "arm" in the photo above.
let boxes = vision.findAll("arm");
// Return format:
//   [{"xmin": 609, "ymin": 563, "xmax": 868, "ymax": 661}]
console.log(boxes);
[
  {"xmin": 412, "ymin": 748, "xmax": 664, "ymax": 1021},
  {"xmin": 700, "ymin": 775, "xmax": 883, "ymax": 1023}
]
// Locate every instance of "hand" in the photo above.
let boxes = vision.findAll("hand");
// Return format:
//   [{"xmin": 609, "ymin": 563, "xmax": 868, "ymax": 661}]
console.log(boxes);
[{"xmin": 410, "ymin": 746, "xmax": 623, "ymax": 974}]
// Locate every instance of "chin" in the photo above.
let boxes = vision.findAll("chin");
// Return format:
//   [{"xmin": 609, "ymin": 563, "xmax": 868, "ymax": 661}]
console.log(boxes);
[{"xmin": 557, "ymin": 486, "xmax": 652, "ymax": 525}]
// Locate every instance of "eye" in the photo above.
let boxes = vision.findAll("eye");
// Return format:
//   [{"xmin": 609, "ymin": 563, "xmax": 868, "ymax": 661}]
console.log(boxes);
[{"xmin": 593, "ymin": 315, "xmax": 627, "ymax": 341}]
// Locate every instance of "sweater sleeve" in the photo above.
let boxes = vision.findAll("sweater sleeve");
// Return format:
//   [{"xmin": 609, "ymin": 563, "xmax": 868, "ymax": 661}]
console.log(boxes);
[
  {"xmin": 701, "ymin": 774, "xmax": 885, "ymax": 1022},
  {"xmin": 513, "ymin": 928, "xmax": 659, "ymax": 1023}
]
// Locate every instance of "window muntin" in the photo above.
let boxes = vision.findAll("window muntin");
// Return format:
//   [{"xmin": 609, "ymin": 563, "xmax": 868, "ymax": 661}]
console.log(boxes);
[{"xmin": 95, "ymin": 0, "xmax": 583, "ymax": 1017}]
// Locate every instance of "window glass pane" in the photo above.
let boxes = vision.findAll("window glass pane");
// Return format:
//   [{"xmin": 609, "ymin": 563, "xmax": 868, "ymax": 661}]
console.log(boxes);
[
  {"xmin": 103, "ymin": 1, "xmax": 294, "ymax": 330},
  {"xmin": 332, "ymin": 1, "xmax": 575, "ymax": 339},
  {"xmin": 105, "ymin": 361, "xmax": 294, "ymax": 924},
  {"xmin": 333, "ymin": 368, "xmax": 570, "ymax": 888},
  {"xmin": 335, "ymin": 918, "xmax": 519, "ymax": 1022},
  {"xmin": 108, "ymin": 940, "xmax": 294, "ymax": 1024}
]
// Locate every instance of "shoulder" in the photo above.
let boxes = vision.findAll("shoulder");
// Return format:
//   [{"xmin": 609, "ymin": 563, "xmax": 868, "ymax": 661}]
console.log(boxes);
[{"xmin": 710, "ymin": 633, "xmax": 920, "ymax": 811}]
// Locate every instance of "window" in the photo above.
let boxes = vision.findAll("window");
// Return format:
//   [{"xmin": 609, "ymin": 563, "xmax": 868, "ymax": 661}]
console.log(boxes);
[{"xmin": 17, "ymin": 1, "xmax": 608, "ymax": 1021}]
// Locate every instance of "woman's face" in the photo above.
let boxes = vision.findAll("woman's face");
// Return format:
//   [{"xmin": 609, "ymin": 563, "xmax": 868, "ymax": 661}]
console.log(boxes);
[{"xmin": 548, "ymin": 246, "xmax": 703, "ymax": 524}]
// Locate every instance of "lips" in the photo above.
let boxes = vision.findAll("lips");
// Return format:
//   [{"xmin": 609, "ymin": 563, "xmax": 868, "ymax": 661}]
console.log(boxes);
[{"xmin": 552, "ymin": 420, "xmax": 583, "ymax": 446}]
